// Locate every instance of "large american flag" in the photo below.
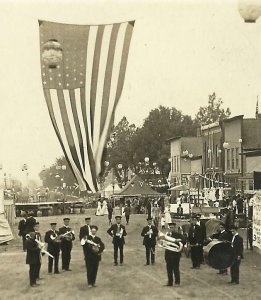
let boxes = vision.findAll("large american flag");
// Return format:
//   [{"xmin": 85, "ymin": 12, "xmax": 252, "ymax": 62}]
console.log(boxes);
[{"xmin": 39, "ymin": 20, "xmax": 135, "ymax": 192}]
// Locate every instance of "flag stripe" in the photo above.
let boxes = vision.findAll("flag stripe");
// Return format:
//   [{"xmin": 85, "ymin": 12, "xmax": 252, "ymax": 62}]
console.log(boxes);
[
  {"xmin": 99, "ymin": 23, "xmax": 120, "ymax": 136},
  {"xmin": 63, "ymin": 90, "xmax": 86, "ymax": 176},
  {"xmin": 75, "ymin": 88, "xmax": 97, "ymax": 192},
  {"xmin": 94, "ymin": 22, "xmax": 129, "ymax": 174},
  {"xmin": 93, "ymin": 25, "xmax": 113, "ymax": 156},
  {"xmin": 85, "ymin": 26, "xmax": 98, "ymax": 145},
  {"xmin": 56, "ymin": 90, "xmax": 85, "ymax": 183},
  {"xmin": 50, "ymin": 89, "xmax": 87, "ymax": 190},
  {"xmin": 90, "ymin": 26, "xmax": 105, "ymax": 145},
  {"xmin": 69, "ymin": 90, "xmax": 85, "ymax": 168},
  {"xmin": 43, "ymin": 89, "xmax": 78, "ymax": 183}
]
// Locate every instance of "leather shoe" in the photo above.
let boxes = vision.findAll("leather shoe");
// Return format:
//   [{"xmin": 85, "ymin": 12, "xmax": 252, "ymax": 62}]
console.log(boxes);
[{"xmin": 66, "ymin": 269, "xmax": 72, "ymax": 271}]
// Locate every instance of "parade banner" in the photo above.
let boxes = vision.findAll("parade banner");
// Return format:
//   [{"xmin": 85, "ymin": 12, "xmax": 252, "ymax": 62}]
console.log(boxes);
[
  {"xmin": 253, "ymin": 192, "xmax": 261, "ymax": 250},
  {"xmin": 39, "ymin": 20, "xmax": 135, "ymax": 192}
]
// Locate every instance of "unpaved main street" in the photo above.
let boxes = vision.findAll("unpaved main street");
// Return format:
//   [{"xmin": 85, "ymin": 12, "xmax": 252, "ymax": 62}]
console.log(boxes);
[{"xmin": 1, "ymin": 212, "xmax": 260, "ymax": 300}]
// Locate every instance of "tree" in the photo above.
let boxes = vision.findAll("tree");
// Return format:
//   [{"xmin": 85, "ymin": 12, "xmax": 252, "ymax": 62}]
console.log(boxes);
[
  {"xmin": 39, "ymin": 156, "xmax": 77, "ymax": 190},
  {"xmin": 132, "ymin": 106, "xmax": 196, "ymax": 179},
  {"xmin": 195, "ymin": 92, "xmax": 231, "ymax": 125},
  {"xmin": 105, "ymin": 116, "xmax": 137, "ymax": 183}
]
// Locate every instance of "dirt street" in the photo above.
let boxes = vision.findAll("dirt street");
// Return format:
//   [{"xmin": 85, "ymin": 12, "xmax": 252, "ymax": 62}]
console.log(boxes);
[{"xmin": 0, "ymin": 212, "xmax": 260, "ymax": 300}]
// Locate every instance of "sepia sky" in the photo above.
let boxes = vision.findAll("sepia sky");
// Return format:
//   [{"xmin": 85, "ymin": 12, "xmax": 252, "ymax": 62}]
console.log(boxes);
[{"xmin": 1, "ymin": 0, "xmax": 261, "ymax": 183}]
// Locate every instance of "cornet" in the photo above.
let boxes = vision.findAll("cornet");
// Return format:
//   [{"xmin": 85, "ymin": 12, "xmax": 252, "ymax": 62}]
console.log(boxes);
[
  {"xmin": 26, "ymin": 234, "xmax": 54, "ymax": 258},
  {"xmin": 157, "ymin": 232, "xmax": 183, "ymax": 253},
  {"xmin": 50, "ymin": 232, "xmax": 61, "ymax": 243}
]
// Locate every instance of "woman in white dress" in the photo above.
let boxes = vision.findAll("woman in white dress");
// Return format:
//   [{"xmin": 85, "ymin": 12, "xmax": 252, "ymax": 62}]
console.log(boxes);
[
  {"xmin": 164, "ymin": 204, "xmax": 172, "ymax": 227},
  {"xmin": 96, "ymin": 200, "xmax": 102, "ymax": 216},
  {"xmin": 101, "ymin": 199, "xmax": 108, "ymax": 215}
]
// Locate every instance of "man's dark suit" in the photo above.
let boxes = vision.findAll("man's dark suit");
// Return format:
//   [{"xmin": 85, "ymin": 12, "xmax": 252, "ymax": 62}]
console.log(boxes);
[
  {"xmin": 79, "ymin": 225, "xmax": 91, "ymax": 240},
  {"xmin": 83, "ymin": 235, "xmax": 105, "ymax": 286},
  {"xmin": 59, "ymin": 226, "xmax": 75, "ymax": 271},
  {"xmin": 18, "ymin": 218, "xmax": 27, "ymax": 251},
  {"xmin": 230, "ymin": 234, "xmax": 243, "ymax": 284},
  {"xmin": 26, "ymin": 238, "xmax": 41, "ymax": 286},
  {"xmin": 188, "ymin": 224, "xmax": 202, "ymax": 268},
  {"xmin": 165, "ymin": 231, "xmax": 184, "ymax": 285},
  {"xmin": 141, "ymin": 225, "xmax": 158, "ymax": 265},
  {"xmin": 197, "ymin": 220, "xmax": 206, "ymax": 264},
  {"xmin": 107, "ymin": 224, "xmax": 127, "ymax": 264},
  {"xmin": 44, "ymin": 230, "xmax": 61, "ymax": 273}
]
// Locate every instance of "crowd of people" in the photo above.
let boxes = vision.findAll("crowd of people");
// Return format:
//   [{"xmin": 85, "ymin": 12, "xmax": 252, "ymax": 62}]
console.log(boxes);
[{"xmin": 18, "ymin": 205, "xmax": 245, "ymax": 289}]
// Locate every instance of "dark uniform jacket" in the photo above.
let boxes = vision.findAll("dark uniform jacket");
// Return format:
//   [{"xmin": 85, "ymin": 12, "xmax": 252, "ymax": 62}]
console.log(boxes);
[
  {"xmin": 107, "ymin": 224, "xmax": 127, "ymax": 244},
  {"xmin": 44, "ymin": 230, "xmax": 61, "ymax": 252},
  {"xmin": 231, "ymin": 234, "xmax": 244, "ymax": 259},
  {"xmin": 83, "ymin": 235, "xmax": 105, "ymax": 261},
  {"xmin": 188, "ymin": 224, "xmax": 202, "ymax": 245},
  {"xmin": 79, "ymin": 225, "xmax": 91, "ymax": 241},
  {"xmin": 25, "ymin": 216, "xmax": 37, "ymax": 234},
  {"xmin": 26, "ymin": 238, "xmax": 41, "ymax": 265},
  {"xmin": 165, "ymin": 231, "xmax": 184, "ymax": 260},
  {"xmin": 141, "ymin": 225, "xmax": 158, "ymax": 246},
  {"xmin": 197, "ymin": 221, "xmax": 207, "ymax": 244},
  {"xmin": 18, "ymin": 218, "xmax": 27, "ymax": 237}
]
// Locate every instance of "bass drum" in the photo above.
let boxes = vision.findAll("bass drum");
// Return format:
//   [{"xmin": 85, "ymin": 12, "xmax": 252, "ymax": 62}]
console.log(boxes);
[{"xmin": 203, "ymin": 240, "xmax": 234, "ymax": 269}]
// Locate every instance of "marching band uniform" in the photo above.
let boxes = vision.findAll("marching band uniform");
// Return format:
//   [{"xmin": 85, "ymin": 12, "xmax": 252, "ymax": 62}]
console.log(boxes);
[
  {"xmin": 141, "ymin": 217, "xmax": 158, "ymax": 265},
  {"xmin": 230, "ymin": 226, "xmax": 243, "ymax": 284},
  {"xmin": 107, "ymin": 216, "xmax": 127, "ymax": 265},
  {"xmin": 33, "ymin": 222, "xmax": 42, "ymax": 280},
  {"xmin": 26, "ymin": 232, "xmax": 41, "ymax": 287},
  {"xmin": 196, "ymin": 214, "xmax": 206, "ymax": 264},
  {"xmin": 188, "ymin": 219, "xmax": 202, "ymax": 269},
  {"xmin": 82, "ymin": 225, "xmax": 105, "ymax": 287},
  {"xmin": 44, "ymin": 223, "xmax": 61, "ymax": 274},
  {"xmin": 25, "ymin": 214, "xmax": 37, "ymax": 234},
  {"xmin": 79, "ymin": 217, "xmax": 92, "ymax": 240},
  {"xmin": 59, "ymin": 218, "xmax": 75, "ymax": 271},
  {"xmin": 164, "ymin": 223, "xmax": 184, "ymax": 286},
  {"xmin": 18, "ymin": 216, "xmax": 27, "ymax": 251}
]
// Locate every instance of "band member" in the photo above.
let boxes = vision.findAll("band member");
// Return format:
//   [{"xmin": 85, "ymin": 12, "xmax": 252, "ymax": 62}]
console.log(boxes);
[
  {"xmin": 25, "ymin": 212, "xmax": 37, "ymax": 234},
  {"xmin": 82, "ymin": 225, "xmax": 105, "ymax": 287},
  {"xmin": 18, "ymin": 213, "xmax": 27, "ymax": 251},
  {"xmin": 229, "ymin": 225, "xmax": 243, "ymax": 284},
  {"xmin": 164, "ymin": 222, "xmax": 184, "ymax": 286},
  {"xmin": 196, "ymin": 214, "xmax": 206, "ymax": 264},
  {"xmin": 247, "ymin": 221, "xmax": 253, "ymax": 250},
  {"xmin": 141, "ymin": 217, "xmax": 158, "ymax": 265},
  {"xmin": 33, "ymin": 222, "xmax": 42, "ymax": 280},
  {"xmin": 59, "ymin": 218, "xmax": 75, "ymax": 271},
  {"xmin": 79, "ymin": 217, "xmax": 92, "ymax": 241},
  {"xmin": 44, "ymin": 223, "xmax": 61, "ymax": 274},
  {"xmin": 123, "ymin": 204, "xmax": 131, "ymax": 225},
  {"xmin": 188, "ymin": 216, "xmax": 202, "ymax": 269},
  {"xmin": 108, "ymin": 204, "xmax": 113, "ymax": 225},
  {"xmin": 25, "ymin": 232, "xmax": 41, "ymax": 287},
  {"xmin": 107, "ymin": 215, "xmax": 127, "ymax": 266}
]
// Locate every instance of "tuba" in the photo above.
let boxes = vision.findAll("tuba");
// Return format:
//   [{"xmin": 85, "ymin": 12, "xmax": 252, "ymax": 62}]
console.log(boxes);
[{"xmin": 157, "ymin": 232, "xmax": 183, "ymax": 252}]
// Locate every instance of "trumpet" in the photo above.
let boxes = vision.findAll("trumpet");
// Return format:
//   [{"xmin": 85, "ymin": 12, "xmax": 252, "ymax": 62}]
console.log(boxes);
[
  {"xmin": 61, "ymin": 230, "xmax": 75, "ymax": 240},
  {"xmin": 157, "ymin": 232, "xmax": 183, "ymax": 253},
  {"xmin": 26, "ymin": 234, "xmax": 54, "ymax": 258}
]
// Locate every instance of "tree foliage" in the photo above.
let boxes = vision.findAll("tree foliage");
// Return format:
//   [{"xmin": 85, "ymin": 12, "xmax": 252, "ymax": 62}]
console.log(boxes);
[
  {"xmin": 195, "ymin": 92, "xmax": 231, "ymax": 125},
  {"xmin": 132, "ymin": 106, "xmax": 196, "ymax": 178}
]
